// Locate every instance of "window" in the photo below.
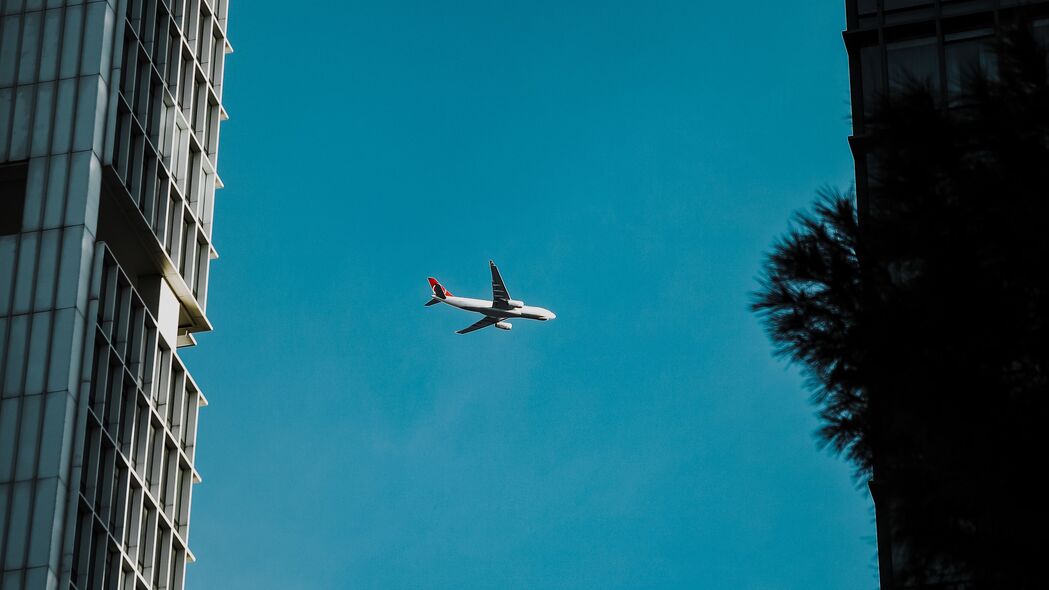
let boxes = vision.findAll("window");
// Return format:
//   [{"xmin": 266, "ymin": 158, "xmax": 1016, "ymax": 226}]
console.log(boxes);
[
  {"xmin": 152, "ymin": 5, "xmax": 167, "ymax": 61},
  {"xmin": 114, "ymin": 104, "xmax": 132, "ymax": 181},
  {"xmin": 137, "ymin": 507, "xmax": 150, "ymax": 569},
  {"xmin": 887, "ymin": 37, "xmax": 940, "ymax": 95},
  {"xmin": 179, "ymin": 48, "xmax": 192, "ymax": 113},
  {"xmin": 126, "ymin": 0, "xmax": 142, "ymax": 30},
  {"xmin": 141, "ymin": 322, "xmax": 158, "ymax": 393},
  {"xmin": 210, "ymin": 30, "xmax": 223, "ymax": 85},
  {"xmin": 155, "ymin": 85, "xmax": 169, "ymax": 147},
  {"xmin": 71, "ymin": 512, "xmax": 88, "ymax": 582},
  {"xmin": 131, "ymin": 402, "xmax": 145, "ymax": 469},
  {"xmin": 146, "ymin": 79, "xmax": 163, "ymax": 141},
  {"xmin": 153, "ymin": 530, "xmax": 165, "ymax": 586},
  {"xmin": 165, "ymin": 194, "xmax": 179, "ymax": 256},
  {"xmin": 104, "ymin": 546, "xmax": 116, "ymax": 589},
  {"xmin": 121, "ymin": 385, "xmax": 139, "ymax": 450},
  {"xmin": 155, "ymin": 342, "xmax": 171, "ymax": 405},
  {"xmin": 94, "ymin": 444, "xmax": 112, "ymax": 512},
  {"xmin": 194, "ymin": 72, "xmax": 207, "ymax": 137},
  {"xmin": 142, "ymin": 153, "xmax": 158, "ymax": 220},
  {"xmin": 130, "ymin": 131, "xmax": 145, "ymax": 204},
  {"xmin": 103, "ymin": 364, "xmax": 121, "ymax": 430},
  {"xmin": 167, "ymin": 367, "xmax": 181, "ymax": 426},
  {"xmin": 145, "ymin": 421, "xmax": 157, "ymax": 486},
  {"xmin": 860, "ymin": 45, "xmax": 883, "ymax": 120},
  {"xmin": 174, "ymin": 466, "xmax": 186, "ymax": 527},
  {"xmin": 185, "ymin": 69, "xmax": 197, "ymax": 126},
  {"xmin": 204, "ymin": 99, "xmax": 217, "ymax": 153},
  {"xmin": 90, "ymin": 346, "xmax": 107, "ymax": 408},
  {"xmin": 126, "ymin": 394, "xmax": 141, "ymax": 464},
  {"xmin": 121, "ymin": 34, "xmax": 136, "ymax": 97},
  {"xmin": 196, "ymin": 8, "xmax": 207, "ymax": 58},
  {"xmin": 179, "ymin": 219, "xmax": 191, "ymax": 275},
  {"xmin": 87, "ymin": 528, "xmax": 104, "ymax": 588},
  {"xmin": 946, "ymin": 32, "xmax": 996, "ymax": 101},
  {"xmin": 172, "ymin": 0, "xmax": 185, "ymax": 31},
  {"xmin": 186, "ymin": 147, "xmax": 201, "ymax": 210},
  {"xmin": 108, "ymin": 465, "xmax": 125, "ymax": 528},
  {"xmin": 195, "ymin": 237, "xmax": 209, "ymax": 299},
  {"xmin": 170, "ymin": 122, "xmax": 185, "ymax": 190},
  {"xmin": 0, "ymin": 161, "xmax": 28, "ymax": 235},
  {"xmin": 80, "ymin": 422, "xmax": 100, "ymax": 496},
  {"xmin": 123, "ymin": 492, "xmax": 136, "ymax": 547},
  {"xmin": 153, "ymin": 171, "xmax": 169, "ymax": 233},
  {"xmin": 167, "ymin": 27, "xmax": 181, "ymax": 88},
  {"xmin": 1036, "ymin": 20, "xmax": 1049, "ymax": 48},
  {"xmin": 169, "ymin": 549, "xmax": 182, "ymax": 589},
  {"xmin": 142, "ymin": 0, "xmax": 158, "ymax": 56},
  {"xmin": 136, "ymin": 51, "xmax": 152, "ymax": 120},
  {"xmin": 180, "ymin": 388, "xmax": 194, "ymax": 446},
  {"xmin": 160, "ymin": 443, "xmax": 173, "ymax": 507}
]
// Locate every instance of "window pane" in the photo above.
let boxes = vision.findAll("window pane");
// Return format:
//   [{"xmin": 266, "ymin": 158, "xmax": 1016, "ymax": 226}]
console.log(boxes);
[
  {"xmin": 945, "ymin": 35, "xmax": 995, "ymax": 99},
  {"xmin": 887, "ymin": 37, "xmax": 940, "ymax": 94},
  {"xmin": 861, "ymin": 45, "xmax": 883, "ymax": 120}
]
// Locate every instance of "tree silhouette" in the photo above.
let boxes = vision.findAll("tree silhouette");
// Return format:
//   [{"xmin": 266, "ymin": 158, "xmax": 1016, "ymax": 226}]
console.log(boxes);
[{"xmin": 753, "ymin": 26, "xmax": 1049, "ymax": 589}]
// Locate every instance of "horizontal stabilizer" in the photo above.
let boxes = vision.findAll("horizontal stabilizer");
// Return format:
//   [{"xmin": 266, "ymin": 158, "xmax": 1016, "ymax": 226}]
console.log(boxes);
[{"xmin": 424, "ymin": 299, "xmax": 441, "ymax": 307}]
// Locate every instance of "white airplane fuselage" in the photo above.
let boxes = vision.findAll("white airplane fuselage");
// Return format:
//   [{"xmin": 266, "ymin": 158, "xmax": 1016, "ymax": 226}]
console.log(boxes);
[
  {"xmin": 438, "ymin": 296, "xmax": 556, "ymax": 322},
  {"xmin": 427, "ymin": 261, "xmax": 555, "ymax": 334}
]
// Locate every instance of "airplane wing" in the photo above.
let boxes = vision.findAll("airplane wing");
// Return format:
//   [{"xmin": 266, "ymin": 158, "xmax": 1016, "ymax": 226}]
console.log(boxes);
[
  {"xmin": 456, "ymin": 316, "xmax": 500, "ymax": 335},
  {"xmin": 490, "ymin": 260, "xmax": 512, "ymax": 307}
]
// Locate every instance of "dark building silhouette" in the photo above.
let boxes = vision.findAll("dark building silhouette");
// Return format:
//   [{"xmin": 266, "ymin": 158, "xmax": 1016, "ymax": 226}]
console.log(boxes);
[
  {"xmin": 845, "ymin": 0, "xmax": 1049, "ymax": 212},
  {"xmin": 843, "ymin": 1, "xmax": 1049, "ymax": 588}
]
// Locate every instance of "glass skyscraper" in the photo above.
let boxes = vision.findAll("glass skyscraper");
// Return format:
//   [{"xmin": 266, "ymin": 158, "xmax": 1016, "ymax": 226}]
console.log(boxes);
[{"xmin": 0, "ymin": 1, "xmax": 231, "ymax": 588}]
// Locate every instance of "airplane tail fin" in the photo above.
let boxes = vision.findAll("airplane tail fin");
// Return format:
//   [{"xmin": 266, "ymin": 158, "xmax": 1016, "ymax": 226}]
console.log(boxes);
[{"xmin": 428, "ymin": 277, "xmax": 452, "ymax": 300}]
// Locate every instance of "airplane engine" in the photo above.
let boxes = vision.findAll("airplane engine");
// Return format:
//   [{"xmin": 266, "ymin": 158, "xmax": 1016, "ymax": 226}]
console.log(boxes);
[
  {"xmin": 507, "ymin": 300, "xmax": 525, "ymax": 308},
  {"xmin": 495, "ymin": 321, "xmax": 513, "ymax": 331}
]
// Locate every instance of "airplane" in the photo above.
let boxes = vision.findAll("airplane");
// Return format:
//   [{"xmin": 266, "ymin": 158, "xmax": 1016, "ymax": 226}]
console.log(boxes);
[{"xmin": 426, "ymin": 260, "xmax": 556, "ymax": 334}]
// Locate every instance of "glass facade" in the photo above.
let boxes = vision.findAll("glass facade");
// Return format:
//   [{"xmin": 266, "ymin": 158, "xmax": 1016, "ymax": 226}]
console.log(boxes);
[
  {"xmin": 0, "ymin": 1, "xmax": 230, "ymax": 588},
  {"xmin": 71, "ymin": 246, "xmax": 202, "ymax": 590}
]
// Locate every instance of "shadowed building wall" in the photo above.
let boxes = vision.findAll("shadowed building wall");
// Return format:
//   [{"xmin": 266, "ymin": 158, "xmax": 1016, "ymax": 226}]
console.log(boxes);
[
  {"xmin": 0, "ymin": 1, "xmax": 231, "ymax": 588},
  {"xmin": 843, "ymin": 1, "xmax": 1049, "ymax": 588},
  {"xmin": 845, "ymin": 0, "xmax": 1049, "ymax": 212}
]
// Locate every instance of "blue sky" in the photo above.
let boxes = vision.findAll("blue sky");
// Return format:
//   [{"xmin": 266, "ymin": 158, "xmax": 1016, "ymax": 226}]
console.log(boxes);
[{"xmin": 182, "ymin": 1, "xmax": 876, "ymax": 588}]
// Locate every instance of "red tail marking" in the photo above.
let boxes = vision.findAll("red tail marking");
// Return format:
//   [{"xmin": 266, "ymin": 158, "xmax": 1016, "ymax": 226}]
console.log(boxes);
[{"xmin": 427, "ymin": 277, "xmax": 451, "ymax": 297}]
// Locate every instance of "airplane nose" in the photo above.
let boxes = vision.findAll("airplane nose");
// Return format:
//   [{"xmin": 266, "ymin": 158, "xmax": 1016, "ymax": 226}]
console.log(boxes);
[{"xmin": 547, "ymin": 311, "xmax": 556, "ymax": 320}]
